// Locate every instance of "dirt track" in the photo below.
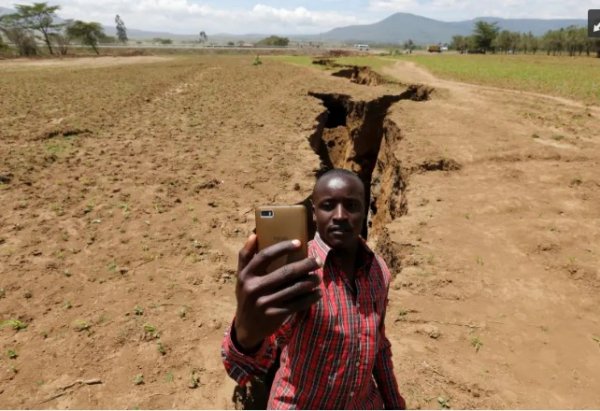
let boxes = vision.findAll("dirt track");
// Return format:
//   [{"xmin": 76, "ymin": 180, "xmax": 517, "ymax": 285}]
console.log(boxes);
[{"xmin": 0, "ymin": 55, "xmax": 599, "ymax": 409}]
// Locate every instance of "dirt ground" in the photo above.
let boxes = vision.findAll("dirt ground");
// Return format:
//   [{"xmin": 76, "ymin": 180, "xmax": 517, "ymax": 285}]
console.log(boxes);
[{"xmin": 0, "ymin": 55, "xmax": 599, "ymax": 409}]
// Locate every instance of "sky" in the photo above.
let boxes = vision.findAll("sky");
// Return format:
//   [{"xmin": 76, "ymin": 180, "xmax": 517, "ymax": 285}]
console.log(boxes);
[{"xmin": 0, "ymin": 0, "xmax": 597, "ymax": 35}]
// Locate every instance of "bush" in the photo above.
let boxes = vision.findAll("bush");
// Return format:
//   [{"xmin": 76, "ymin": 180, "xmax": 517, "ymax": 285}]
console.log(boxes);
[
  {"xmin": 152, "ymin": 37, "xmax": 172, "ymax": 45},
  {"xmin": 0, "ymin": 27, "xmax": 37, "ymax": 56},
  {"xmin": 257, "ymin": 35, "xmax": 289, "ymax": 47}
]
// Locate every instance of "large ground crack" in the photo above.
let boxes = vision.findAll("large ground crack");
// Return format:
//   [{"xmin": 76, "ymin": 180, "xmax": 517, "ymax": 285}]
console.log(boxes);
[{"xmin": 307, "ymin": 85, "xmax": 431, "ymax": 273}]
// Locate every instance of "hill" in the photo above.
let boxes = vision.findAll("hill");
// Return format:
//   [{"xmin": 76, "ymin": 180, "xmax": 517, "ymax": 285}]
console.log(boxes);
[{"xmin": 319, "ymin": 12, "xmax": 587, "ymax": 44}]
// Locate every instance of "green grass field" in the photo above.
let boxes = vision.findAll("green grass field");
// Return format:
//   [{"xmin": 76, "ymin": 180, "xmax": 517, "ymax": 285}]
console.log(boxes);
[
  {"xmin": 272, "ymin": 53, "xmax": 600, "ymax": 104},
  {"xmin": 394, "ymin": 54, "xmax": 600, "ymax": 104}
]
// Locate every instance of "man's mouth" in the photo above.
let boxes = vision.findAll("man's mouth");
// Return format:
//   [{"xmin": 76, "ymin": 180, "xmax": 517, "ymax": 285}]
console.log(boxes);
[{"xmin": 329, "ymin": 226, "xmax": 351, "ymax": 234}]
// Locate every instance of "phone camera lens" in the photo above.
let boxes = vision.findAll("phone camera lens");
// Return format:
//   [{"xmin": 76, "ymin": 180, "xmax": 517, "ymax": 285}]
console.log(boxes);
[{"xmin": 261, "ymin": 210, "xmax": 274, "ymax": 218}]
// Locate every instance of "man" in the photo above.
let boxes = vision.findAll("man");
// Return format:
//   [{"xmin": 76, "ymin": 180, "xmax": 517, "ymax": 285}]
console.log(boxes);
[{"xmin": 222, "ymin": 169, "xmax": 405, "ymax": 409}]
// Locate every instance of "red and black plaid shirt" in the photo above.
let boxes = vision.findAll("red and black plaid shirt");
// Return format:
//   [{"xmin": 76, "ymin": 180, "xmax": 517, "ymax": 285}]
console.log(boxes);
[{"xmin": 222, "ymin": 233, "xmax": 404, "ymax": 409}]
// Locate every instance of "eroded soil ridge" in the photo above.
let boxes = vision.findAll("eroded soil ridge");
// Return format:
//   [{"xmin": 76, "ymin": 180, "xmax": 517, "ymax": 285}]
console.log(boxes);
[{"xmin": 332, "ymin": 66, "xmax": 390, "ymax": 87}]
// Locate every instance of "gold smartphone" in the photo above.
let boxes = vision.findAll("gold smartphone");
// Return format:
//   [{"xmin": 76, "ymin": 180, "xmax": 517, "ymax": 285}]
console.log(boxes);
[{"xmin": 255, "ymin": 205, "xmax": 309, "ymax": 273}]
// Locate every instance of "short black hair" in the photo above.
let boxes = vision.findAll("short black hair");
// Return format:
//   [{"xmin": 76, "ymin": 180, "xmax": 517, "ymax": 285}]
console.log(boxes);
[{"xmin": 313, "ymin": 168, "xmax": 366, "ymax": 195}]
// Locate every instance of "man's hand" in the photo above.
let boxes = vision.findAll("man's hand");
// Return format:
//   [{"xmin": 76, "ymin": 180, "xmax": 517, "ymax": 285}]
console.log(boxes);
[{"xmin": 233, "ymin": 234, "xmax": 323, "ymax": 352}]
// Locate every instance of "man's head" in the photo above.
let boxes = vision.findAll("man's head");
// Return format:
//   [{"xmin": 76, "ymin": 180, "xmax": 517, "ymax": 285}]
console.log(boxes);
[{"xmin": 311, "ymin": 169, "xmax": 366, "ymax": 251}]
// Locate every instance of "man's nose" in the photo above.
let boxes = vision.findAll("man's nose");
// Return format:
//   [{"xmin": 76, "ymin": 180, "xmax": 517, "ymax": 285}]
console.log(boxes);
[{"xmin": 333, "ymin": 203, "xmax": 347, "ymax": 219}]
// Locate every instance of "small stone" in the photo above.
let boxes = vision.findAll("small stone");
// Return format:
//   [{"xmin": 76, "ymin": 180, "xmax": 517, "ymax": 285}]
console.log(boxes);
[{"xmin": 416, "ymin": 324, "xmax": 441, "ymax": 339}]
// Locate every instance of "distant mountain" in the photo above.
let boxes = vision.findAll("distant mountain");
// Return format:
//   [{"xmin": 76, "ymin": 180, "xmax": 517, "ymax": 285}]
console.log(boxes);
[{"xmin": 319, "ymin": 12, "xmax": 587, "ymax": 44}]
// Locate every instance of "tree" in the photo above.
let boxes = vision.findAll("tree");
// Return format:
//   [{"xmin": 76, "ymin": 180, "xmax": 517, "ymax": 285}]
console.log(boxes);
[
  {"xmin": 115, "ymin": 14, "xmax": 127, "ymax": 43},
  {"xmin": 473, "ymin": 21, "xmax": 499, "ymax": 53},
  {"xmin": 257, "ymin": 35, "xmax": 289, "ymax": 47},
  {"xmin": 450, "ymin": 35, "xmax": 470, "ymax": 53},
  {"xmin": 48, "ymin": 32, "xmax": 69, "ymax": 55},
  {"xmin": 494, "ymin": 30, "xmax": 520, "ymax": 53},
  {"xmin": 0, "ymin": 14, "xmax": 38, "ymax": 56},
  {"xmin": 12, "ymin": 2, "xmax": 63, "ymax": 55},
  {"xmin": 542, "ymin": 29, "xmax": 565, "ymax": 55},
  {"xmin": 199, "ymin": 31, "xmax": 207, "ymax": 43},
  {"xmin": 403, "ymin": 38, "xmax": 415, "ymax": 53},
  {"xmin": 66, "ymin": 20, "xmax": 104, "ymax": 55}
]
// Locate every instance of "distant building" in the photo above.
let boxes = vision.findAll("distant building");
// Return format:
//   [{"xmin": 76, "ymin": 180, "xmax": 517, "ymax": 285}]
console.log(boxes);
[{"xmin": 353, "ymin": 44, "xmax": 369, "ymax": 51}]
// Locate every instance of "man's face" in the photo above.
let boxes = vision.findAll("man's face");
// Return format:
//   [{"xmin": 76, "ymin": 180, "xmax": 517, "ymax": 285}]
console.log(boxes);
[{"xmin": 312, "ymin": 175, "xmax": 365, "ymax": 251}]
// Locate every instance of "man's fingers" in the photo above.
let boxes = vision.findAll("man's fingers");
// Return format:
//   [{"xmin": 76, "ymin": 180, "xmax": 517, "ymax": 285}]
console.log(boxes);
[
  {"xmin": 237, "ymin": 234, "xmax": 257, "ymax": 275},
  {"xmin": 260, "ymin": 257, "xmax": 322, "ymax": 291},
  {"xmin": 256, "ymin": 275, "xmax": 320, "ymax": 308},
  {"xmin": 245, "ymin": 239, "xmax": 303, "ymax": 275},
  {"xmin": 264, "ymin": 290, "xmax": 322, "ymax": 316}
]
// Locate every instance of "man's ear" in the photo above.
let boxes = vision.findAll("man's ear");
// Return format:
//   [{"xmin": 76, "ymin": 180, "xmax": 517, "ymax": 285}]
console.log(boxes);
[{"xmin": 311, "ymin": 199, "xmax": 317, "ymax": 223}]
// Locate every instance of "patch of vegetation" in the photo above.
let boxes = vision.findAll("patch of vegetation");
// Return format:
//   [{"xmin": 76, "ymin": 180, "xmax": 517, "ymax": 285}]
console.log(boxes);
[
  {"xmin": 189, "ymin": 368, "xmax": 201, "ymax": 389},
  {"xmin": 471, "ymin": 336, "xmax": 484, "ymax": 352},
  {"xmin": 72, "ymin": 319, "xmax": 91, "ymax": 332},
  {"xmin": 165, "ymin": 371, "xmax": 174, "ymax": 383},
  {"xmin": 107, "ymin": 260, "xmax": 117, "ymax": 272},
  {"xmin": 152, "ymin": 37, "xmax": 172, "ymax": 45},
  {"xmin": 157, "ymin": 341, "xmax": 167, "ymax": 355},
  {"xmin": 1, "ymin": 319, "xmax": 28, "ymax": 331},
  {"xmin": 45, "ymin": 140, "xmax": 71, "ymax": 156},
  {"xmin": 437, "ymin": 396, "xmax": 451, "ymax": 409},
  {"xmin": 7, "ymin": 349, "xmax": 18, "ymax": 359},
  {"xmin": 143, "ymin": 323, "xmax": 160, "ymax": 340},
  {"xmin": 133, "ymin": 373, "xmax": 144, "ymax": 385}
]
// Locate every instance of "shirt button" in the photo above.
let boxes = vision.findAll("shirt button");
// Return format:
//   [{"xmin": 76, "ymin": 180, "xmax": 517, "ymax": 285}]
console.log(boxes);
[
  {"xmin": 356, "ymin": 303, "xmax": 360, "ymax": 308},
  {"xmin": 355, "ymin": 361, "xmax": 360, "ymax": 367},
  {"xmin": 350, "ymin": 391, "xmax": 354, "ymax": 397}
]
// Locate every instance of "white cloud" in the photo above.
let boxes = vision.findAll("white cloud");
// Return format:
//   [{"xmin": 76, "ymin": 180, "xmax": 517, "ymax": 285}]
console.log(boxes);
[
  {"xmin": 0, "ymin": 0, "xmax": 361, "ymax": 34},
  {"xmin": 369, "ymin": 0, "xmax": 418, "ymax": 11},
  {"xmin": 368, "ymin": 0, "xmax": 592, "ymax": 19}
]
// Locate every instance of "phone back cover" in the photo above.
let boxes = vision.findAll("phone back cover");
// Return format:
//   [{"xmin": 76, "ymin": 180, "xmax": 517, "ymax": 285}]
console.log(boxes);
[{"xmin": 255, "ymin": 205, "xmax": 308, "ymax": 273}]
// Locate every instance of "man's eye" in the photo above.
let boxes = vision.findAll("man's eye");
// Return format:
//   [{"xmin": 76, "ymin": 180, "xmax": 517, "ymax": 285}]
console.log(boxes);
[
  {"xmin": 345, "ymin": 201, "xmax": 362, "ymax": 212},
  {"xmin": 320, "ymin": 201, "xmax": 335, "ymax": 210}
]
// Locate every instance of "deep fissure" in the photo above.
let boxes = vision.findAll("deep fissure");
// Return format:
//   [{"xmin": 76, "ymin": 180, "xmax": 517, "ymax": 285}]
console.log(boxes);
[{"xmin": 307, "ymin": 85, "xmax": 431, "ymax": 273}]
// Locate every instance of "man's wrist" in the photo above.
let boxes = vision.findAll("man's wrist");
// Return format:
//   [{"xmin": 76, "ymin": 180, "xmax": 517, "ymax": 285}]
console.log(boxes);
[{"xmin": 232, "ymin": 321, "xmax": 264, "ymax": 354}]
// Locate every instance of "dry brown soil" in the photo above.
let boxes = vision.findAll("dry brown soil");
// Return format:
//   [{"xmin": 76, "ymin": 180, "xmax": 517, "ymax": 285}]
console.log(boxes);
[{"xmin": 0, "ymin": 55, "xmax": 599, "ymax": 409}]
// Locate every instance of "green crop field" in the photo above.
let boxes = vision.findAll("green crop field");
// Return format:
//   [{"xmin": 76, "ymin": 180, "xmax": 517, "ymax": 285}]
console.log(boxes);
[
  {"xmin": 273, "ymin": 53, "xmax": 600, "ymax": 104},
  {"xmin": 393, "ymin": 53, "xmax": 600, "ymax": 104}
]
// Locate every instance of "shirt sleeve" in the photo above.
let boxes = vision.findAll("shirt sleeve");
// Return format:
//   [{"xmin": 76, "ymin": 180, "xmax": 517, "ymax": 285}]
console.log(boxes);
[
  {"xmin": 373, "ymin": 256, "xmax": 406, "ymax": 409},
  {"xmin": 221, "ymin": 315, "xmax": 297, "ymax": 387}
]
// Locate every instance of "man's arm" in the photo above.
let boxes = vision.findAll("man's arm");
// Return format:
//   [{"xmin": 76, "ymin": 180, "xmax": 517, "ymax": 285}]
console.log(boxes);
[
  {"xmin": 221, "ymin": 314, "xmax": 296, "ymax": 386},
  {"xmin": 222, "ymin": 234, "xmax": 322, "ymax": 386},
  {"xmin": 373, "ymin": 301, "xmax": 406, "ymax": 409}
]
